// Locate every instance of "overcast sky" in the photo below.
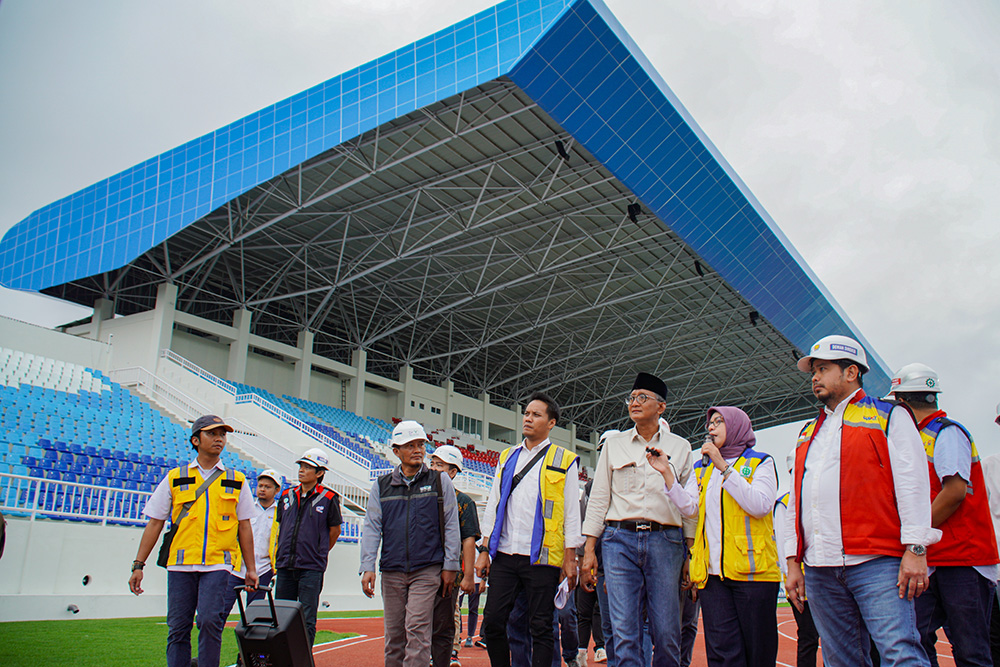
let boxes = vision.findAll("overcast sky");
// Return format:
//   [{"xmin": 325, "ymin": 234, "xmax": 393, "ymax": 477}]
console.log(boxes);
[{"xmin": 2, "ymin": 0, "xmax": 999, "ymax": 481}]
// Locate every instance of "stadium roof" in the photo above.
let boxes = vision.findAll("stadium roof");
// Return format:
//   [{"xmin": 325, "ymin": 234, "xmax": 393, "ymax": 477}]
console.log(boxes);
[{"xmin": 0, "ymin": 0, "xmax": 890, "ymax": 439}]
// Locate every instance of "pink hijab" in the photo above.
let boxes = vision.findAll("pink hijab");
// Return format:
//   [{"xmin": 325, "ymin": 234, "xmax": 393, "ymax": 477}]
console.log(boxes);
[{"xmin": 706, "ymin": 406, "xmax": 755, "ymax": 459}]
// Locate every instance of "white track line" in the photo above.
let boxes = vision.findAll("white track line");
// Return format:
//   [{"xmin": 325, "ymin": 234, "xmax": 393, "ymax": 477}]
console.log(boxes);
[{"xmin": 313, "ymin": 634, "xmax": 385, "ymax": 655}]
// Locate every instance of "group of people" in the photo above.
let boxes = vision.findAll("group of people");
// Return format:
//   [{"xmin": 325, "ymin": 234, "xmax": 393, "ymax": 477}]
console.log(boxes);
[
  {"xmin": 361, "ymin": 333, "xmax": 1000, "ymax": 667},
  {"xmin": 128, "ymin": 415, "xmax": 343, "ymax": 667},
  {"xmin": 127, "ymin": 329, "xmax": 1000, "ymax": 667}
]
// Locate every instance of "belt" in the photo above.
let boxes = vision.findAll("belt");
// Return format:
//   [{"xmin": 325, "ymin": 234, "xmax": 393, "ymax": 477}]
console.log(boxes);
[{"xmin": 606, "ymin": 520, "xmax": 677, "ymax": 532}]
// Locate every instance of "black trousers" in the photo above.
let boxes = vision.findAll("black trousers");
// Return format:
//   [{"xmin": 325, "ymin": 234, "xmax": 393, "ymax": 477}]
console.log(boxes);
[
  {"xmin": 700, "ymin": 576, "xmax": 779, "ymax": 667},
  {"xmin": 790, "ymin": 599, "xmax": 821, "ymax": 667},
  {"xmin": 991, "ymin": 590, "xmax": 1000, "ymax": 667},
  {"xmin": 576, "ymin": 584, "xmax": 604, "ymax": 649},
  {"xmin": 432, "ymin": 585, "xmax": 459, "ymax": 667},
  {"xmin": 482, "ymin": 552, "xmax": 560, "ymax": 667}
]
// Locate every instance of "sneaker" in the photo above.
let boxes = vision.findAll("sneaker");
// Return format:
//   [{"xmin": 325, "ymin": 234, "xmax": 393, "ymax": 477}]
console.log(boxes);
[
  {"xmin": 450, "ymin": 651, "xmax": 462, "ymax": 667},
  {"xmin": 474, "ymin": 638, "xmax": 488, "ymax": 649},
  {"xmin": 578, "ymin": 648, "xmax": 588, "ymax": 665},
  {"xmin": 463, "ymin": 637, "xmax": 473, "ymax": 648},
  {"xmin": 594, "ymin": 647, "xmax": 607, "ymax": 663}
]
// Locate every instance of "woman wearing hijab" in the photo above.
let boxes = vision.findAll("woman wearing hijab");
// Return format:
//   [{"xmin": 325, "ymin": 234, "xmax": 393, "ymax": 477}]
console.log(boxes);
[{"xmin": 647, "ymin": 406, "xmax": 780, "ymax": 667}]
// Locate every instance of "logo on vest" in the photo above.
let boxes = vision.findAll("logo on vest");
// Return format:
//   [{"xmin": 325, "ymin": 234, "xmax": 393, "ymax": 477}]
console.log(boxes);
[
  {"xmin": 419, "ymin": 485, "xmax": 432, "ymax": 493},
  {"xmin": 316, "ymin": 505, "xmax": 324, "ymax": 513},
  {"xmin": 740, "ymin": 465, "xmax": 752, "ymax": 477}
]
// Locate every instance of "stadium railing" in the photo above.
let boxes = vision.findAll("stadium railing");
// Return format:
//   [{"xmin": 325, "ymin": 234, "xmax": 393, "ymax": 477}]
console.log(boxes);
[
  {"xmin": 160, "ymin": 349, "xmax": 370, "ymax": 469},
  {"xmin": 160, "ymin": 350, "xmax": 496, "ymax": 495},
  {"xmin": 111, "ymin": 365, "xmax": 372, "ymax": 512},
  {"xmin": 0, "ymin": 472, "xmax": 149, "ymax": 525},
  {"xmin": 0, "ymin": 471, "xmax": 367, "ymax": 541}
]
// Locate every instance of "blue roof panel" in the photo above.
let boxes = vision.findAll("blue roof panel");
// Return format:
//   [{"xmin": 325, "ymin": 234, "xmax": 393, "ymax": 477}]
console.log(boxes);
[{"xmin": 0, "ymin": 0, "xmax": 889, "ymax": 391}]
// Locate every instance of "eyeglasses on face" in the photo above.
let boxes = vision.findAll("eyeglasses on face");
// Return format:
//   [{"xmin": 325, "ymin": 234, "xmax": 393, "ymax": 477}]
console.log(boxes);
[
  {"xmin": 708, "ymin": 418, "xmax": 725, "ymax": 428},
  {"xmin": 624, "ymin": 393, "xmax": 659, "ymax": 406}
]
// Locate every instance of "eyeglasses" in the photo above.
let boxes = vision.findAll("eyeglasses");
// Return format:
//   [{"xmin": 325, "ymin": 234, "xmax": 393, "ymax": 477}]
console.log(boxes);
[
  {"xmin": 708, "ymin": 418, "xmax": 725, "ymax": 428},
  {"xmin": 624, "ymin": 394, "xmax": 659, "ymax": 406}
]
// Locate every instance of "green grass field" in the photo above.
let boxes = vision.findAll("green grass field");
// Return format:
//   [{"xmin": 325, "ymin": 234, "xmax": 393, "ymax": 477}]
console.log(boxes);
[{"xmin": 0, "ymin": 615, "xmax": 355, "ymax": 667}]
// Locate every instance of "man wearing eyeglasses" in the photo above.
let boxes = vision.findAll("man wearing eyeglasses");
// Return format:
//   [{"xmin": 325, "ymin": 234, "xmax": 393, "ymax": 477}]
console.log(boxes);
[
  {"xmin": 361, "ymin": 420, "xmax": 461, "ymax": 667},
  {"xmin": 580, "ymin": 373, "xmax": 696, "ymax": 667}
]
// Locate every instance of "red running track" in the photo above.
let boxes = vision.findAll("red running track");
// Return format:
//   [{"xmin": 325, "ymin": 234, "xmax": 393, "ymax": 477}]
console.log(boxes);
[{"xmin": 299, "ymin": 607, "xmax": 956, "ymax": 666}]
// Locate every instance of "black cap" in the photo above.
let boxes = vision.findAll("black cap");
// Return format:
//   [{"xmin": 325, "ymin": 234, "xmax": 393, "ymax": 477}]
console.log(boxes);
[
  {"xmin": 191, "ymin": 415, "xmax": 235, "ymax": 436},
  {"xmin": 632, "ymin": 372, "xmax": 667, "ymax": 400}
]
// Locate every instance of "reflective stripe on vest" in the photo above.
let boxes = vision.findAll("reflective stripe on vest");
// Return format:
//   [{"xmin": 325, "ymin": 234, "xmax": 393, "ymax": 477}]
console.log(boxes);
[
  {"xmin": 793, "ymin": 391, "xmax": 905, "ymax": 562},
  {"xmin": 493, "ymin": 444, "xmax": 578, "ymax": 567},
  {"xmin": 165, "ymin": 465, "xmax": 244, "ymax": 568},
  {"xmin": 689, "ymin": 449, "xmax": 781, "ymax": 587},
  {"xmin": 920, "ymin": 413, "xmax": 999, "ymax": 566}
]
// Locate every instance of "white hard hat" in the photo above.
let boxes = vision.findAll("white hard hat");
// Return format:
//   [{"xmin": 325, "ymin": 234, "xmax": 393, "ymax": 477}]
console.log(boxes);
[
  {"xmin": 889, "ymin": 363, "xmax": 941, "ymax": 395},
  {"xmin": 390, "ymin": 420, "xmax": 428, "ymax": 447},
  {"xmin": 258, "ymin": 469, "xmax": 283, "ymax": 486},
  {"xmin": 296, "ymin": 447, "xmax": 330, "ymax": 470},
  {"xmin": 797, "ymin": 335, "xmax": 869, "ymax": 373},
  {"xmin": 431, "ymin": 444, "xmax": 464, "ymax": 472}
]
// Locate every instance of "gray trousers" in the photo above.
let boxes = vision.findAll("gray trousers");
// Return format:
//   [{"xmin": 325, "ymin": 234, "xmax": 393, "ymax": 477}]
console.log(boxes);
[{"xmin": 382, "ymin": 564, "xmax": 443, "ymax": 667}]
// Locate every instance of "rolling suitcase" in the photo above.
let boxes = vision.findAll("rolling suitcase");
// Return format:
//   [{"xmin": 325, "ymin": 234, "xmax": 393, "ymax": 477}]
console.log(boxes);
[{"xmin": 234, "ymin": 585, "xmax": 315, "ymax": 667}]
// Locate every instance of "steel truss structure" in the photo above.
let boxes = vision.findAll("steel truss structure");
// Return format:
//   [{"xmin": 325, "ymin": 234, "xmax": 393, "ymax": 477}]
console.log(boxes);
[
  {"xmin": 44, "ymin": 80, "xmax": 813, "ymax": 438},
  {"xmin": 6, "ymin": 0, "xmax": 889, "ymax": 441}
]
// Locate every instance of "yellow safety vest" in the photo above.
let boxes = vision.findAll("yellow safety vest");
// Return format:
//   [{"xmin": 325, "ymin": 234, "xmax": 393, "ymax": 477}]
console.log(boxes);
[
  {"xmin": 690, "ymin": 450, "xmax": 781, "ymax": 587},
  {"xmin": 164, "ymin": 465, "xmax": 245, "ymax": 568},
  {"xmin": 495, "ymin": 443, "xmax": 578, "ymax": 567}
]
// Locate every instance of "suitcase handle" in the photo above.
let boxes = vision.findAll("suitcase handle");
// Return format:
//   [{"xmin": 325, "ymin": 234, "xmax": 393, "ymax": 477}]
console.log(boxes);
[{"xmin": 235, "ymin": 583, "xmax": 279, "ymax": 629}]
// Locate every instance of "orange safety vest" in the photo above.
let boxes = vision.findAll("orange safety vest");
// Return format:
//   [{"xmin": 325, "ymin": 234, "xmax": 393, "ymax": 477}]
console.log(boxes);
[
  {"xmin": 793, "ymin": 391, "xmax": 910, "ymax": 562},
  {"xmin": 919, "ymin": 411, "xmax": 999, "ymax": 567}
]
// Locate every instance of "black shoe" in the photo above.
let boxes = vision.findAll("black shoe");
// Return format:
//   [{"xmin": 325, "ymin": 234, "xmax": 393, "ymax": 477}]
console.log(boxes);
[{"xmin": 474, "ymin": 639, "xmax": 487, "ymax": 649}]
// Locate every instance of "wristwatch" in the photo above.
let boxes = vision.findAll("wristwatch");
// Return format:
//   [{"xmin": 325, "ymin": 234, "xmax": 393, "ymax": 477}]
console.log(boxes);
[
  {"xmin": 905, "ymin": 544, "xmax": 926, "ymax": 557},
  {"xmin": 131, "ymin": 560, "xmax": 145, "ymax": 572},
  {"xmin": 476, "ymin": 545, "xmax": 488, "ymax": 554}
]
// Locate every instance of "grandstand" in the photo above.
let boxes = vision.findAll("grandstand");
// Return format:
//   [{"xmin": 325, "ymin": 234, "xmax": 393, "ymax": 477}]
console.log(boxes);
[{"xmin": 0, "ymin": 0, "xmax": 892, "ymax": 624}]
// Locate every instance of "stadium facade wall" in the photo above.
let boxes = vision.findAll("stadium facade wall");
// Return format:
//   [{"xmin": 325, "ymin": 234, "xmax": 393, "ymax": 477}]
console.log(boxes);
[
  {"xmin": 0, "ymin": 516, "xmax": 379, "ymax": 622},
  {"xmin": 0, "ymin": 315, "xmax": 110, "ymax": 373}
]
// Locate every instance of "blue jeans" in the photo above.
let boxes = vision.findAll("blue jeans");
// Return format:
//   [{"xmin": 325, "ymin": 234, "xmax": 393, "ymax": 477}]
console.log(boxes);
[
  {"xmin": 166, "ymin": 569, "xmax": 230, "ymax": 667},
  {"xmin": 508, "ymin": 591, "xmax": 578, "ymax": 667},
  {"xmin": 678, "ymin": 588, "xmax": 699, "ymax": 667},
  {"xmin": 805, "ymin": 557, "xmax": 929, "ymax": 667},
  {"xmin": 275, "ymin": 567, "xmax": 324, "ymax": 647},
  {"xmin": 915, "ymin": 566, "xmax": 996, "ymax": 667},
  {"xmin": 597, "ymin": 573, "xmax": 617, "ymax": 667},
  {"xmin": 602, "ymin": 525, "xmax": 684, "ymax": 667}
]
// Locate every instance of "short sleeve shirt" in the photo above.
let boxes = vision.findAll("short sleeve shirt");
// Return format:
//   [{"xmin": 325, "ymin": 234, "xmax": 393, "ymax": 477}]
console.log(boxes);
[{"xmin": 456, "ymin": 490, "xmax": 481, "ymax": 542}]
